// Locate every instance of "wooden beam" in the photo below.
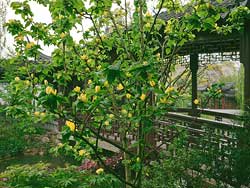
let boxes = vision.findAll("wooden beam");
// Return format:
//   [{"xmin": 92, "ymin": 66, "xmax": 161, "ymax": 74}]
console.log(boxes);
[
  {"xmin": 167, "ymin": 107, "xmax": 241, "ymax": 120},
  {"xmin": 177, "ymin": 32, "xmax": 240, "ymax": 56},
  {"xmin": 164, "ymin": 112, "xmax": 242, "ymax": 130}
]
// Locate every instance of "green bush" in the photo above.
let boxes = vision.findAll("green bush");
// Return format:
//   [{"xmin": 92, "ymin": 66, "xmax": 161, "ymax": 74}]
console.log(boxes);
[
  {"xmin": 0, "ymin": 114, "xmax": 48, "ymax": 158},
  {"xmin": 0, "ymin": 162, "xmax": 121, "ymax": 188},
  {"xmin": 0, "ymin": 122, "xmax": 26, "ymax": 158},
  {"xmin": 0, "ymin": 76, "xmax": 55, "ymax": 158},
  {"xmin": 142, "ymin": 132, "xmax": 205, "ymax": 188},
  {"xmin": 142, "ymin": 118, "xmax": 250, "ymax": 188}
]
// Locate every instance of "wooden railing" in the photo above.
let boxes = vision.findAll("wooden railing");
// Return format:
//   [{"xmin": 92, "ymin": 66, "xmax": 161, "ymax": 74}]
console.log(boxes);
[
  {"xmin": 161, "ymin": 109, "xmax": 247, "ymax": 187},
  {"xmin": 99, "ymin": 108, "xmax": 243, "ymax": 151},
  {"xmin": 98, "ymin": 108, "xmax": 246, "ymax": 186},
  {"xmin": 167, "ymin": 107, "xmax": 242, "ymax": 121}
]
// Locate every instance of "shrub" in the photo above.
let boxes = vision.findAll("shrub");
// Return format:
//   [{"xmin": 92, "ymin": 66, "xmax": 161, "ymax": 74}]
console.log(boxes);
[
  {"xmin": 0, "ymin": 162, "xmax": 121, "ymax": 188},
  {"xmin": 0, "ymin": 120, "xmax": 26, "ymax": 158}
]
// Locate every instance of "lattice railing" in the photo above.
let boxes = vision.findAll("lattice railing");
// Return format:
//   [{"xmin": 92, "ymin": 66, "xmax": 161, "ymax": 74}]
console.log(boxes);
[{"xmin": 98, "ymin": 108, "xmax": 246, "ymax": 187}]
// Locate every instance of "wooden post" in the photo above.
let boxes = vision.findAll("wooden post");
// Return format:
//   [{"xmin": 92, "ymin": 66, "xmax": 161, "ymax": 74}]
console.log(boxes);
[
  {"xmin": 238, "ymin": 5, "xmax": 250, "ymax": 184},
  {"xmin": 240, "ymin": 19, "xmax": 250, "ymax": 112},
  {"xmin": 190, "ymin": 54, "xmax": 199, "ymax": 116}
]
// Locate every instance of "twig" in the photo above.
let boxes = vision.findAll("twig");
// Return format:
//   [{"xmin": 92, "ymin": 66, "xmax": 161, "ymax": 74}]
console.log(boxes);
[{"xmin": 75, "ymin": 133, "xmax": 136, "ymax": 188}]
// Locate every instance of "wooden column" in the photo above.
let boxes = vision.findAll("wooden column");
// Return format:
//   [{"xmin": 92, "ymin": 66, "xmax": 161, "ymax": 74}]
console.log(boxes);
[
  {"xmin": 240, "ymin": 19, "xmax": 250, "ymax": 112},
  {"xmin": 190, "ymin": 54, "xmax": 199, "ymax": 116}
]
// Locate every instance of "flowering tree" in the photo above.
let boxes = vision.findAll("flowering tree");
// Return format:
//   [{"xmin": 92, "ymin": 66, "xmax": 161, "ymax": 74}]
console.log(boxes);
[{"xmin": 5, "ymin": 0, "xmax": 250, "ymax": 187}]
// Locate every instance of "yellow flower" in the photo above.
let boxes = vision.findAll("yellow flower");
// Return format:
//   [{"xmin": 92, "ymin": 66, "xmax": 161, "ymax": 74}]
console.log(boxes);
[
  {"xmin": 101, "ymin": 35, "xmax": 106, "ymax": 40},
  {"xmin": 96, "ymin": 168, "xmax": 104, "ymax": 175},
  {"xmin": 126, "ymin": 93, "xmax": 131, "ymax": 99},
  {"xmin": 34, "ymin": 111, "xmax": 40, "ymax": 116},
  {"xmin": 104, "ymin": 120, "xmax": 110, "ymax": 126},
  {"xmin": 95, "ymin": 38, "xmax": 100, "ymax": 43},
  {"xmin": 45, "ymin": 86, "xmax": 53, "ymax": 95},
  {"xmin": 26, "ymin": 42, "xmax": 35, "ymax": 49},
  {"xmin": 140, "ymin": 93, "xmax": 146, "ymax": 101},
  {"xmin": 78, "ymin": 93, "xmax": 87, "ymax": 102},
  {"xmin": 73, "ymin": 86, "xmax": 81, "ymax": 93},
  {"xmin": 44, "ymin": 80, "xmax": 48, "ymax": 85},
  {"xmin": 156, "ymin": 53, "xmax": 160, "ymax": 58},
  {"xmin": 160, "ymin": 97, "xmax": 168, "ymax": 104},
  {"xmin": 87, "ymin": 79, "xmax": 92, "ymax": 85},
  {"xmin": 104, "ymin": 81, "xmax": 109, "ymax": 87},
  {"xmin": 103, "ymin": 11, "xmax": 109, "ymax": 16},
  {"xmin": 96, "ymin": 65, "xmax": 102, "ymax": 70},
  {"xmin": 149, "ymin": 80, "xmax": 156, "ymax": 87},
  {"xmin": 145, "ymin": 11, "xmax": 151, "ymax": 17},
  {"xmin": 143, "ymin": 61, "xmax": 148, "ymax": 65},
  {"xmin": 95, "ymin": 85, "xmax": 101, "ymax": 93},
  {"xmin": 81, "ymin": 55, "xmax": 88, "ymax": 60},
  {"xmin": 128, "ymin": 113, "xmax": 132, "ymax": 118},
  {"xmin": 165, "ymin": 87, "xmax": 174, "ymax": 93},
  {"xmin": 52, "ymin": 89, "xmax": 57, "ymax": 95},
  {"xmin": 79, "ymin": 149, "xmax": 86, "ymax": 156},
  {"xmin": 121, "ymin": 109, "xmax": 128, "ymax": 115},
  {"xmin": 85, "ymin": 67, "xmax": 90, "ymax": 72},
  {"xmin": 15, "ymin": 77, "xmax": 20, "ymax": 81},
  {"xmin": 60, "ymin": 32, "xmax": 66, "ymax": 39},
  {"xmin": 145, "ymin": 22, "xmax": 151, "ymax": 28},
  {"xmin": 109, "ymin": 114, "xmax": 114, "ymax": 119},
  {"xmin": 58, "ymin": 143, "xmax": 63, "ymax": 147},
  {"xmin": 65, "ymin": 120, "xmax": 75, "ymax": 132},
  {"xmin": 25, "ymin": 80, "xmax": 30, "ymax": 86},
  {"xmin": 45, "ymin": 86, "xmax": 57, "ymax": 95},
  {"xmin": 87, "ymin": 59, "xmax": 92, "ymax": 64},
  {"xmin": 40, "ymin": 112, "xmax": 46, "ymax": 117},
  {"xmin": 92, "ymin": 95, "xmax": 97, "ymax": 101},
  {"xmin": 217, "ymin": 89, "xmax": 222, "ymax": 93},
  {"xmin": 117, "ymin": 83, "xmax": 124, "ymax": 91},
  {"xmin": 193, "ymin": 99, "xmax": 199, "ymax": 105}
]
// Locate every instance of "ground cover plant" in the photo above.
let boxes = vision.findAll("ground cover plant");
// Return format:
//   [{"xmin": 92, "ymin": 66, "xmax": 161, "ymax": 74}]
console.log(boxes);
[
  {"xmin": 2, "ymin": 0, "xmax": 250, "ymax": 187},
  {"xmin": 0, "ymin": 162, "xmax": 121, "ymax": 188}
]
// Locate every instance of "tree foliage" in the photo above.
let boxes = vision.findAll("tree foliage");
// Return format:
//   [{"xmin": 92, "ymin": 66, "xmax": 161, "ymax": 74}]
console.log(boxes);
[{"xmin": 4, "ymin": 0, "xmax": 250, "ymax": 187}]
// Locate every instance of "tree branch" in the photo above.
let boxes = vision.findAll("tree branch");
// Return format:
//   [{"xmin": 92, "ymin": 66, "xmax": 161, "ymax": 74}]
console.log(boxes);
[{"xmin": 74, "ymin": 133, "xmax": 136, "ymax": 188}]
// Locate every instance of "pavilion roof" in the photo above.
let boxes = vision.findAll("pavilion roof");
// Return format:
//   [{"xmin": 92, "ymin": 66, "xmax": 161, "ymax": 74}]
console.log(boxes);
[
  {"xmin": 159, "ymin": 0, "xmax": 250, "ymax": 56},
  {"xmin": 159, "ymin": 0, "xmax": 248, "ymax": 21}
]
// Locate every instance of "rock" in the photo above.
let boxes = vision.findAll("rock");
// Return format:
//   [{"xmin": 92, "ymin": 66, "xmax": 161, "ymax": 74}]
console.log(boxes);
[
  {"xmin": 41, "ymin": 136, "xmax": 50, "ymax": 143},
  {"xmin": 39, "ymin": 151, "xmax": 44, "ymax": 156}
]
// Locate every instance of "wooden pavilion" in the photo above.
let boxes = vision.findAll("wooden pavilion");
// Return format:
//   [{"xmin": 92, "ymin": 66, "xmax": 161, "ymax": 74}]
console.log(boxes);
[{"xmin": 162, "ymin": 0, "xmax": 250, "ymax": 115}]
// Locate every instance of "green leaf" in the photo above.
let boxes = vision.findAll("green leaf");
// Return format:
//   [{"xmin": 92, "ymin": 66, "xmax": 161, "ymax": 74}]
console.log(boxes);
[
  {"xmin": 197, "ymin": 10, "xmax": 208, "ymax": 18},
  {"xmin": 105, "ymin": 63, "xmax": 121, "ymax": 83}
]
